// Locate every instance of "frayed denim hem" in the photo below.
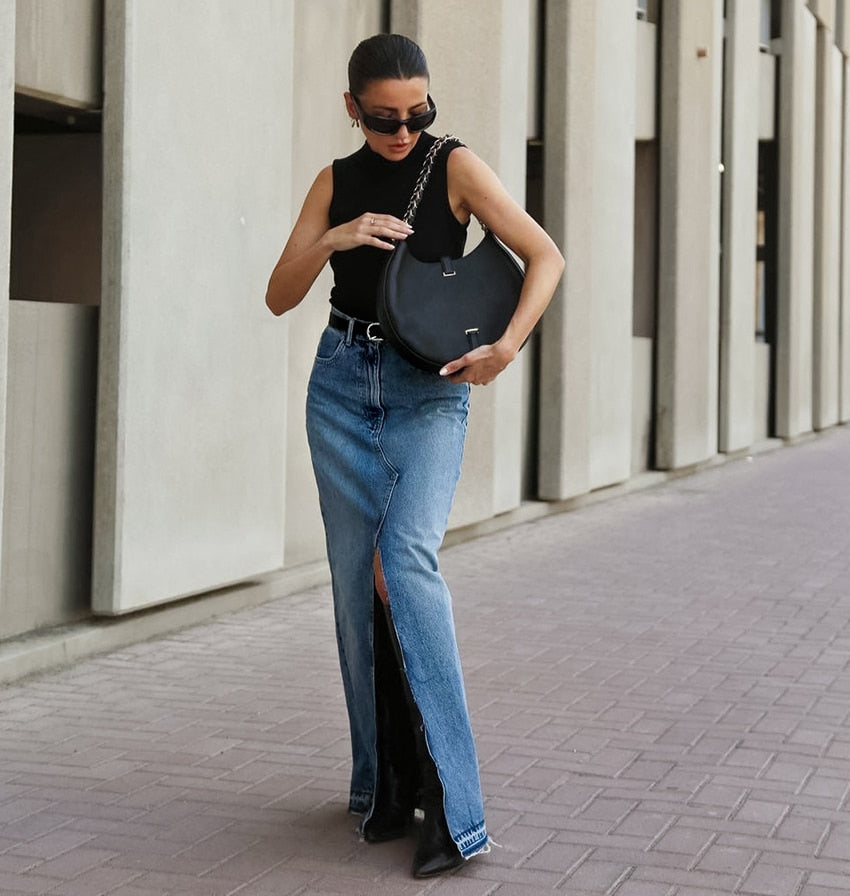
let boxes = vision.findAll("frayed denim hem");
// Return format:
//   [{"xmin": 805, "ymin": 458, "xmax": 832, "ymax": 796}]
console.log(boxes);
[
  {"xmin": 348, "ymin": 791, "xmax": 372, "ymax": 815},
  {"xmin": 466, "ymin": 836, "xmax": 501, "ymax": 860},
  {"xmin": 456, "ymin": 822, "xmax": 489, "ymax": 859}
]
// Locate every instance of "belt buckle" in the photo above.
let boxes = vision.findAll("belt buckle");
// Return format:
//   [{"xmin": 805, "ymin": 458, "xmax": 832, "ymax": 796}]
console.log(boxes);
[{"xmin": 366, "ymin": 322, "xmax": 383, "ymax": 343}]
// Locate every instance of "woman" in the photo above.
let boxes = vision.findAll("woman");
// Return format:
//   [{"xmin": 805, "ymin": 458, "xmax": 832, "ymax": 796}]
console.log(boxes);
[{"xmin": 266, "ymin": 33, "xmax": 564, "ymax": 878}]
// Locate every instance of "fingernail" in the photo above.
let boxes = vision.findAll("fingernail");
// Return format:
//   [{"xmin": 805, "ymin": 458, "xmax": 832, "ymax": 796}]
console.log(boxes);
[{"xmin": 439, "ymin": 367, "xmax": 448, "ymax": 376}]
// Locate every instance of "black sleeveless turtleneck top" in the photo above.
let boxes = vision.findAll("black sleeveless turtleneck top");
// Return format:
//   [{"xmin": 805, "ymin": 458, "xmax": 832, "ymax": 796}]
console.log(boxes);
[{"xmin": 328, "ymin": 132, "xmax": 468, "ymax": 320}]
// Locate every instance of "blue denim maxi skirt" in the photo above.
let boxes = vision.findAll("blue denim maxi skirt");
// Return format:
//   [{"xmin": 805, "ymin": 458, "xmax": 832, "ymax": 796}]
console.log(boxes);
[{"xmin": 305, "ymin": 318, "xmax": 488, "ymax": 859}]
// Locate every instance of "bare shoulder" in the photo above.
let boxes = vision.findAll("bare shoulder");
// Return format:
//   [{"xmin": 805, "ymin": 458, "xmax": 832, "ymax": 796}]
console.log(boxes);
[
  {"xmin": 308, "ymin": 165, "xmax": 334, "ymax": 201},
  {"xmin": 446, "ymin": 145, "xmax": 496, "ymax": 180},
  {"xmin": 295, "ymin": 165, "xmax": 334, "ymax": 223},
  {"xmin": 446, "ymin": 144, "xmax": 514, "ymax": 226},
  {"xmin": 280, "ymin": 165, "xmax": 334, "ymax": 259}
]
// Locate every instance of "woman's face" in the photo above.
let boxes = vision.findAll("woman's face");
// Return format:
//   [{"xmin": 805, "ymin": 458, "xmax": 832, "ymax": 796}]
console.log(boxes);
[{"xmin": 345, "ymin": 77, "xmax": 431, "ymax": 162}]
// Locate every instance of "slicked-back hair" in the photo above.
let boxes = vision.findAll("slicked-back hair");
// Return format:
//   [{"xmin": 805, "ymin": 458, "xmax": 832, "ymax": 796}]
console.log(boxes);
[{"xmin": 348, "ymin": 33, "xmax": 429, "ymax": 96}]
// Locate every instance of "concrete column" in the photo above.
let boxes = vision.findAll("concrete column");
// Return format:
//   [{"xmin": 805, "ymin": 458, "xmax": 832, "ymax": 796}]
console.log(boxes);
[
  {"xmin": 539, "ymin": 1, "xmax": 593, "ymax": 499},
  {"xmin": 539, "ymin": 0, "xmax": 635, "ymax": 499},
  {"xmin": 842, "ymin": 56, "xmax": 850, "ymax": 421},
  {"xmin": 0, "ymin": 4, "xmax": 13, "ymax": 588},
  {"xmin": 775, "ymin": 0, "xmax": 816, "ymax": 438},
  {"xmin": 588, "ymin": 0, "xmax": 636, "ymax": 490},
  {"xmin": 656, "ymin": 0, "xmax": 724, "ymax": 469},
  {"xmin": 812, "ymin": 31, "xmax": 842, "ymax": 429},
  {"xmin": 719, "ymin": 0, "xmax": 760, "ymax": 453},
  {"xmin": 391, "ymin": 0, "xmax": 533, "ymax": 520},
  {"xmin": 94, "ymin": 1, "xmax": 294, "ymax": 613}
]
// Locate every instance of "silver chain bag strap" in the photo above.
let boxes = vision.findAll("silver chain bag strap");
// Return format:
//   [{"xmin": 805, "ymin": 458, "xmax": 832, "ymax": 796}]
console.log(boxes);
[{"xmin": 401, "ymin": 134, "xmax": 456, "ymax": 225}]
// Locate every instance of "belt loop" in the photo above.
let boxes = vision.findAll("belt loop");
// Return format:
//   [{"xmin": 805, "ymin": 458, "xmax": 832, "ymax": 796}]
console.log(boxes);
[{"xmin": 345, "ymin": 316, "xmax": 355, "ymax": 345}]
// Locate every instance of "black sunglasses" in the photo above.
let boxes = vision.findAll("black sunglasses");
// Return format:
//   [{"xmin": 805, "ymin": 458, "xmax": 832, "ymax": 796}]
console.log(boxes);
[{"xmin": 352, "ymin": 94, "xmax": 437, "ymax": 136}]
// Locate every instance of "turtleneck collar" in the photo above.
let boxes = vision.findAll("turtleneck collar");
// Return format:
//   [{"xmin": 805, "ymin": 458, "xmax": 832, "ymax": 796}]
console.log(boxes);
[{"xmin": 354, "ymin": 131, "xmax": 436, "ymax": 172}]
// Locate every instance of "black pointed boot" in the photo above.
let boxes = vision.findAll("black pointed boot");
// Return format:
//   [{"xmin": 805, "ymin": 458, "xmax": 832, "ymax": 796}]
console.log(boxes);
[
  {"xmin": 361, "ymin": 594, "xmax": 419, "ymax": 843},
  {"xmin": 411, "ymin": 728, "xmax": 464, "ymax": 878}
]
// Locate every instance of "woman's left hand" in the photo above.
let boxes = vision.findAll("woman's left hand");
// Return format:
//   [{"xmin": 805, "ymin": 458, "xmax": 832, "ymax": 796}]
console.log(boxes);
[
  {"xmin": 439, "ymin": 341, "xmax": 517, "ymax": 386},
  {"xmin": 438, "ymin": 148, "xmax": 565, "ymax": 384}
]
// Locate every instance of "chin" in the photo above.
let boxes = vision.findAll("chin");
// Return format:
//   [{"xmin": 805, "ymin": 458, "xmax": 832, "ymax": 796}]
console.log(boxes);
[{"xmin": 370, "ymin": 133, "xmax": 421, "ymax": 161}]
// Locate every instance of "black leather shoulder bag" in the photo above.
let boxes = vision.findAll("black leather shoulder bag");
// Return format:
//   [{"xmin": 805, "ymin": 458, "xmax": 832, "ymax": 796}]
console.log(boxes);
[{"xmin": 376, "ymin": 135, "xmax": 525, "ymax": 373}]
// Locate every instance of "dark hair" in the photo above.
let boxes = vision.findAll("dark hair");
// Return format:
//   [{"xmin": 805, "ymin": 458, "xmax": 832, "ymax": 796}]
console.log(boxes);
[{"xmin": 347, "ymin": 33, "xmax": 429, "ymax": 96}]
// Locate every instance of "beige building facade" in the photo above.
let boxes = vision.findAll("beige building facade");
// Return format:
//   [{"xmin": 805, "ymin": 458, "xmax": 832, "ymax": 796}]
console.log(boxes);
[{"xmin": 1, "ymin": 0, "xmax": 848, "ymax": 642}]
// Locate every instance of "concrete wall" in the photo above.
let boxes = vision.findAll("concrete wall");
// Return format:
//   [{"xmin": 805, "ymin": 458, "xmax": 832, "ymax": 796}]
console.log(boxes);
[
  {"xmin": 843, "ymin": 56, "xmax": 850, "ymax": 421},
  {"xmin": 3, "ymin": 133, "xmax": 101, "ymax": 634},
  {"xmin": 0, "ymin": 5, "xmax": 13, "ymax": 598},
  {"xmin": 636, "ymin": 22, "xmax": 657, "ymax": 140},
  {"xmin": 720, "ymin": 0, "xmax": 760, "ymax": 452},
  {"xmin": 1, "ymin": 303, "xmax": 97, "ymax": 638},
  {"xmin": 2, "ymin": 0, "xmax": 850, "ymax": 641},
  {"xmin": 527, "ymin": 0, "xmax": 541, "ymax": 138},
  {"xmin": 93, "ymin": 0, "xmax": 295, "ymax": 614},
  {"xmin": 540, "ymin": 0, "xmax": 635, "ymax": 499},
  {"xmin": 14, "ymin": 0, "xmax": 102, "ymax": 108}
]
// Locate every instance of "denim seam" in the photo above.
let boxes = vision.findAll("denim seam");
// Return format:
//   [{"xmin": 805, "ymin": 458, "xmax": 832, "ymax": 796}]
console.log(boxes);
[{"xmin": 371, "ymin": 347, "xmax": 400, "ymax": 546}]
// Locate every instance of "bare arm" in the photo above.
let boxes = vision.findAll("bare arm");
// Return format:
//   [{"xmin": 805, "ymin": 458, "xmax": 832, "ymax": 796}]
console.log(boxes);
[
  {"xmin": 265, "ymin": 166, "xmax": 413, "ymax": 316},
  {"xmin": 441, "ymin": 148, "xmax": 565, "ymax": 385}
]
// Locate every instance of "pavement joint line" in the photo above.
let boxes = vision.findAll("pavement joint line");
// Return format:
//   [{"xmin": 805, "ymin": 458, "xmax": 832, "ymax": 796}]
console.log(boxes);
[{"xmin": 606, "ymin": 863, "xmax": 636, "ymax": 895}]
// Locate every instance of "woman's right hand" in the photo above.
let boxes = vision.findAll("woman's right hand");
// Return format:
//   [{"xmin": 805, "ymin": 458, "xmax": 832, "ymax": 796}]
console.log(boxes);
[
  {"xmin": 266, "ymin": 164, "xmax": 416, "ymax": 315},
  {"xmin": 326, "ymin": 213, "xmax": 413, "ymax": 252}
]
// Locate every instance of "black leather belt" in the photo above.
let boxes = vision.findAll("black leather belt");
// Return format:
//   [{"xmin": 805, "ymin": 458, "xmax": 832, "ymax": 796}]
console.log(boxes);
[{"xmin": 329, "ymin": 311, "xmax": 384, "ymax": 341}]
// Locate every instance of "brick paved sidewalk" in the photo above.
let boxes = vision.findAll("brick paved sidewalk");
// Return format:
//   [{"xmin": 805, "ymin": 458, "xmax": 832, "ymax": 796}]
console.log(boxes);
[{"xmin": 1, "ymin": 428, "xmax": 850, "ymax": 895}]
